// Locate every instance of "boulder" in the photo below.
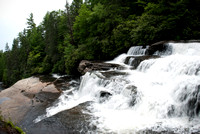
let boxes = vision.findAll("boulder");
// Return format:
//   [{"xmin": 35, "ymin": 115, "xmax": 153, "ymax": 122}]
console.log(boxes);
[
  {"xmin": 122, "ymin": 85, "xmax": 139, "ymax": 106},
  {"xmin": 145, "ymin": 40, "xmax": 200, "ymax": 55},
  {"xmin": 99, "ymin": 91, "xmax": 112, "ymax": 103},
  {"xmin": 124, "ymin": 55, "xmax": 160, "ymax": 69},
  {"xmin": 100, "ymin": 91, "xmax": 112, "ymax": 98},
  {"xmin": 145, "ymin": 41, "xmax": 170, "ymax": 55},
  {"xmin": 78, "ymin": 60, "xmax": 122, "ymax": 74}
]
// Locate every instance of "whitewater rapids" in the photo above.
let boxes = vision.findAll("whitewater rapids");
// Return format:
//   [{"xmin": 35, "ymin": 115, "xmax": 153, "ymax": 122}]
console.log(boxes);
[{"xmin": 34, "ymin": 42, "xmax": 200, "ymax": 134}]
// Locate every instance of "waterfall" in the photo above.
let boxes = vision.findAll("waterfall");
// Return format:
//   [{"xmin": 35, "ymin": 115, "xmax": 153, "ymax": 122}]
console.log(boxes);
[
  {"xmin": 34, "ymin": 42, "xmax": 200, "ymax": 133},
  {"xmin": 127, "ymin": 46, "xmax": 147, "ymax": 55}
]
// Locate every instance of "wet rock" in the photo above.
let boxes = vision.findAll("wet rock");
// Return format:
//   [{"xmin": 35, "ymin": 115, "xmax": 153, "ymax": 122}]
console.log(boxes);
[
  {"xmin": 187, "ymin": 86, "xmax": 200, "ymax": 117},
  {"xmin": 78, "ymin": 60, "xmax": 122, "ymax": 74},
  {"xmin": 100, "ymin": 91, "xmax": 112, "ymax": 98},
  {"xmin": 122, "ymin": 85, "xmax": 139, "ymax": 106},
  {"xmin": 53, "ymin": 76, "xmax": 79, "ymax": 91},
  {"xmin": 36, "ymin": 75, "xmax": 79, "ymax": 92},
  {"xmin": 124, "ymin": 55, "xmax": 160, "ymax": 69},
  {"xmin": 145, "ymin": 40, "xmax": 200, "ymax": 56},
  {"xmin": 167, "ymin": 105, "xmax": 176, "ymax": 117},
  {"xmin": 138, "ymin": 129, "xmax": 176, "ymax": 134},
  {"xmin": 37, "ymin": 75, "xmax": 57, "ymax": 83},
  {"xmin": 145, "ymin": 41, "xmax": 170, "ymax": 55},
  {"xmin": 20, "ymin": 102, "xmax": 96, "ymax": 134},
  {"xmin": 0, "ymin": 97, "xmax": 10, "ymax": 105},
  {"xmin": 101, "ymin": 71, "xmax": 127, "ymax": 79},
  {"xmin": 0, "ymin": 76, "xmax": 85, "ymax": 134},
  {"xmin": 176, "ymin": 85, "xmax": 200, "ymax": 117},
  {"xmin": 99, "ymin": 91, "xmax": 112, "ymax": 103}
]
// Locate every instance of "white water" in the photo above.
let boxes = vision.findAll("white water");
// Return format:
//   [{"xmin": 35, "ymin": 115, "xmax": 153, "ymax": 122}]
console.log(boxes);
[
  {"xmin": 127, "ymin": 46, "xmax": 147, "ymax": 55},
  {"xmin": 34, "ymin": 42, "xmax": 200, "ymax": 133}
]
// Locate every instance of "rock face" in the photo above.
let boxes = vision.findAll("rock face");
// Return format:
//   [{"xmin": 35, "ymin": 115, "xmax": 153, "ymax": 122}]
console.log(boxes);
[
  {"xmin": 122, "ymin": 85, "xmax": 139, "ymax": 106},
  {"xmin": 78, "ymin": 60, "xmax": 122, "ymax": 74},
  {"xmin": 124, "ymin": 55, "xmax": 160, "ymax": 69},
  {"xmin": 0, "ymin": 77, "xmax": 61, "ymax": 124},
  {"xmin": 145, "ymin": 41, "xmax": 170, "ymax": 55},
  {"xmin": 20, "ymin": 102, "xmax": 95, "ymax": 134},
  {"xmin": 145, "ymin": 40, "xmax": 200, "ymax": 55},
  {"xmin": 0, "ymin": 76, "xmax": 96, "ymax": 134}
]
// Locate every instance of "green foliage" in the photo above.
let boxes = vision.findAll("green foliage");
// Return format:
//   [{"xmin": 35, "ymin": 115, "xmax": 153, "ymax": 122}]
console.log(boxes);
[
  {"xmin": 5, "ymin": 121, "xmax": 26, "ymax": 134},
  {"xmin": 0, "ymin": 0, "xmax": 200, "ymax": 86},
  {"xmin": 0, "ymin": 51, "xmax": 5, "ymax": 80},
  {"xmin": 0, "ymin": 113, "xmax": 25, "ymax": 134}
]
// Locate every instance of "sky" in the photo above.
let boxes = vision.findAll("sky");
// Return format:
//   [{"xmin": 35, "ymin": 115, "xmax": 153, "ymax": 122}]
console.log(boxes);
[{"xmin": 0, "ymin": 0, "xmax": 73, "ymax": 51}]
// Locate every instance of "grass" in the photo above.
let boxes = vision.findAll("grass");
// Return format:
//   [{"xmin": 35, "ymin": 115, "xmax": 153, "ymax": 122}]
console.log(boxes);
[{"xmin": 0, "ymin": 113, "xmax": 26, "ymax": 134}]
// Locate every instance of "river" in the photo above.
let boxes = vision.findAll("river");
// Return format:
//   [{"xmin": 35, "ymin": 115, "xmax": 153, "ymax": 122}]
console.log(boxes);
[{"xmin": 34, "ymin": 42, "xmax": 200, "ymax": 133}]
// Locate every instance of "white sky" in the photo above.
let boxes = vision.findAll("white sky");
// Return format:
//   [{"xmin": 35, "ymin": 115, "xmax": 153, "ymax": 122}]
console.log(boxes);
[{"xmin": 0, "ymin": 0, "xmax": 73, "ymax": 51}]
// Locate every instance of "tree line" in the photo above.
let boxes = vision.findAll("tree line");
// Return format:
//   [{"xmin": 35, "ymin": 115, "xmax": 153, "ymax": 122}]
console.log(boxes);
[{"xmin": 0, "ymin": 0, "xmax": 200, "ymax": 87}]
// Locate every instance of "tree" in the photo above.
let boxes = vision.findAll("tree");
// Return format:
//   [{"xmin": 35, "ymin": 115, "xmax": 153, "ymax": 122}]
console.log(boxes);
[
  {"xmin": 5, "ymin": 43, "xmax": 10, "ymax": 52},
  {"xmin": 27, "ymin": 13, "xmax": 36, "ymax": 30},
  {"xmin": 65, "ymin": 1, "xmax": 75, "ymax": 45},
  {"xmin": 27, "ymin": 25, "xmax": 46, "ymax": 74},
  {"xmin": 0, "ymin": 51, "xmax": 5, "ymax": 81}
]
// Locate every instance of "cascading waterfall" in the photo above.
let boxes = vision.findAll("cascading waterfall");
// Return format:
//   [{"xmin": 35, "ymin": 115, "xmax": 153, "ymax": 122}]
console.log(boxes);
[
  {"xmin": 34, "ymin": 42, "xmax": 200, "ymax": 133},
  {"xmin": 127, "ymin": 46, "xmax": 147, "ymax": 55}
]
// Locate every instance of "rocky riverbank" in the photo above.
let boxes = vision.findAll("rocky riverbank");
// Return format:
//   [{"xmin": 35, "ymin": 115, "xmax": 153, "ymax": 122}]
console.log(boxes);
[
  {"xmin": 0, "ymin": 77, "xmax": 61, "ymax": 124},
  {"xmin": 0, "ymin": 76, "xmax": 95, "ymax": 134},
  {"xmin": 1, "ymin": 41, "xmax": 200, "ymax": 134}
]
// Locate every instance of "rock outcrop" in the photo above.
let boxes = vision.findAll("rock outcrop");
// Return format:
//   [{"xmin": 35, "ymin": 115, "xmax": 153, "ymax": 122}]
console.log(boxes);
[
  {"xmin": 0, "ymin": 76, "xmax": 96, "ymax": 134},
  {"xmin": 78, "ymin": 60, "xmax": 122, "ymax": 74},
  {"xmin": 0, "ymin": 77, "xmax": 61, "ymax": 124},
  {"xmin": 145, "ymin": 40, "xmax": 200, "ymax": 55},
  {"xmin": 124, "ymin": 55, "xmax": 160, "ymax": 69},
  {"xmin": 145, "ymin": 41, "xmax": 170, "ymax": 55}
]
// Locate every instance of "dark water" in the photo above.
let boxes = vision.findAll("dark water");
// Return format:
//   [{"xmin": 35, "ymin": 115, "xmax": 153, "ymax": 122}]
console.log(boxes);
[{"xmin": 0, "ymin": 82, "xmax": 4, "ymax": 91}]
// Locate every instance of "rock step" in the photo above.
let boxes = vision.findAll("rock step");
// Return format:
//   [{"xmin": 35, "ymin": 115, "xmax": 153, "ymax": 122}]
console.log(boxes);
[
  {"xmin": 78, "ymin": 60, "xmax": 123, "ymax": 74},
  {"xmin": 124, "ymin": 55, "xmax": 160, "ymax": 69}
]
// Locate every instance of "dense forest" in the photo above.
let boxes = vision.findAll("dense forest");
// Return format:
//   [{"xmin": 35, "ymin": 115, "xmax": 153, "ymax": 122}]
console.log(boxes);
[{"xmin": 0, "ymin": 0, "xmax": 200, "ymax": 86}]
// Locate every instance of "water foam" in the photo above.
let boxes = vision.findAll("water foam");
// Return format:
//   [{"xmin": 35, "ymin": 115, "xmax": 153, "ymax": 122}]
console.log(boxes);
[{"xmin": 34, "ymin": 42, "xmax": 200, "ymax": 133}]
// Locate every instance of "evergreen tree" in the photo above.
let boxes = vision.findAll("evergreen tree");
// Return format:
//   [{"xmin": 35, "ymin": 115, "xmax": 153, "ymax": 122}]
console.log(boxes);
[
  {"xmin": 5, "ymin": 43, "xmax": 10, "ymax": 52},
  {"xmin": 1, "ymin": 0, "xmax": 200, "ymax": 86}
]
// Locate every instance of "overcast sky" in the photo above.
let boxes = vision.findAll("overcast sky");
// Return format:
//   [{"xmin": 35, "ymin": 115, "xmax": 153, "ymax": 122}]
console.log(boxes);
[{"xmin": 0, "ymin": 0, "xmax": 73, "ymax": 51}]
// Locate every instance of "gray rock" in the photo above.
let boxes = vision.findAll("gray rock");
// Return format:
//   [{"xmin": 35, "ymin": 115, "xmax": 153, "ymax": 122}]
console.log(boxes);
[
  {"xmin": 99, "ymin": 91, "xmax": 112, "ymax": 103},
  {"xmin": 145, "ymin": 40, "xmax": 200, "ymax": 55},
  {"xmin": 124, "ymin": 55, "xmax": 160, "ymax": 69},
  {"xmin": 0, "ymin": 77, "xmax": 61, "ymax": 124},
  {"xmin": 122, "ymin": 85, "xmax": 139, "ymax": 106},
  {"xmin": 145, "ymin": 41, "xmax": 170, "ymax": 55},
  {"xmin": 78, "ymin": 60, "xmax": 122, "ymax": 74},
  {"xmin": 100, "ymin": 91, "xmax": 112, "ymax": 98}
]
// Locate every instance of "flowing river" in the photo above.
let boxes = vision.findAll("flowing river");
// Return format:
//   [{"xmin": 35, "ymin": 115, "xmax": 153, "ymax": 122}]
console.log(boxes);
[{"xmin": 34, "ymin": 42, "xmax": 200, "ymax": 133}]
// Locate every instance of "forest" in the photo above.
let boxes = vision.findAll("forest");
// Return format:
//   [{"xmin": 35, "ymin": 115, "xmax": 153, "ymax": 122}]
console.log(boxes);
[{"xmin": 0, "ymin": 0, "xmax": 200, "ymax": 87}]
